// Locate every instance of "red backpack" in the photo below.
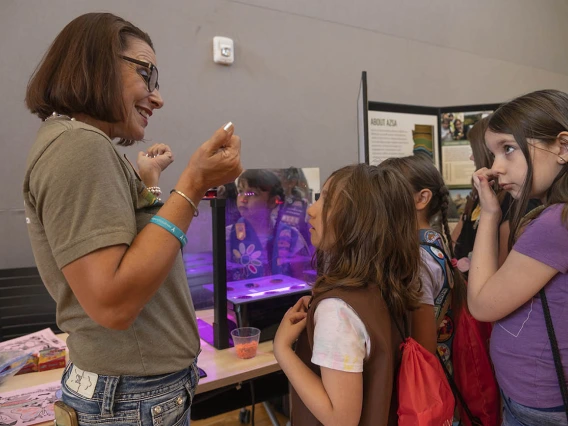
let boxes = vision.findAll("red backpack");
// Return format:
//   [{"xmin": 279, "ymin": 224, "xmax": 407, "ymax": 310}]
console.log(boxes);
[
  {"xmin": 451, "ymin": 309, "xmax": 500, "ymax": 426},
  {"xmin": 392, "ymin": 316, "xmax": 455, "ymax": 426},
  {"xmin": 420, "ymin": 230, "xmax": 501, "ymax": 426}
]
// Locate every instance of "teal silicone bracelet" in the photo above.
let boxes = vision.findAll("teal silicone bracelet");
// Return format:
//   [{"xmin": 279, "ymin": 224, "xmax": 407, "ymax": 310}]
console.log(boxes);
[{"xmin": 149, "ymin": 216, "xmax": 188, "ymax": 248}]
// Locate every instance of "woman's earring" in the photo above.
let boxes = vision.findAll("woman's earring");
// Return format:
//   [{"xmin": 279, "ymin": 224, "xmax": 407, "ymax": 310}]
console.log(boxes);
[{"xmin": 557, "ymin": 138, "xmax": 568, "ymax": 164}]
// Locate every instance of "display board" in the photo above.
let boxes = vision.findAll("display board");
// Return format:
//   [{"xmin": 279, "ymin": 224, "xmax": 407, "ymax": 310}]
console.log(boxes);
[
  {"xmin": 367, "ymin": 103, "xmax": 440, "ymax": 169},
  {"xmin": 357, "ymin": 71, "xmax": 501, "ymax": 184},
  {"xmin": 357, "ymin": 72, "xmax": 501, "ymax": 220}
]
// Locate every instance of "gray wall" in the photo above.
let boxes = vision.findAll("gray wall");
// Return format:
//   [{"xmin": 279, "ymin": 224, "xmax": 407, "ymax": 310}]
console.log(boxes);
[{"xmin": 2, "ymin": 0, "xmax": 568, "ymax": 269}]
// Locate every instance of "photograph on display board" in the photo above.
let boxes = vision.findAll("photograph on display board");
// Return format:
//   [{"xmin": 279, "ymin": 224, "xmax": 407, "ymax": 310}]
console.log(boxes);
[
  {"xmin": 448, "ymin": 188, "xmax": 471, "ymax": 222},
  {"xmin": 440, "ymin": 110, "xmax": 493, "ymax": 188},
  {"xmin": 367, "ymin": 110, "xmax": 440, "ymax": 168}
]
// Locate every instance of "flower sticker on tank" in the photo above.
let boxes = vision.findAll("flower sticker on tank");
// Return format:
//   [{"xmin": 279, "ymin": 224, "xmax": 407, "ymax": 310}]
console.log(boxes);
[{"xmin": 233, "ymin": 242, "xmax": 262, "ymax": 274}]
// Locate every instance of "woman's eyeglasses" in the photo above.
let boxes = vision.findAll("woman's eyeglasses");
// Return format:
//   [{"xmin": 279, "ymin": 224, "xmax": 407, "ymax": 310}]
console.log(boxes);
[{"xmin": 120, "ymin": 56, "xmax": 160, "ymax": 92}]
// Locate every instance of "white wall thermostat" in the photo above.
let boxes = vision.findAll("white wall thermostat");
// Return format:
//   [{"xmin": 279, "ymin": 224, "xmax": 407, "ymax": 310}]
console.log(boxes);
[{"xmin": 213, "ymin": 36, "xmax": 234, "ymax": 65}]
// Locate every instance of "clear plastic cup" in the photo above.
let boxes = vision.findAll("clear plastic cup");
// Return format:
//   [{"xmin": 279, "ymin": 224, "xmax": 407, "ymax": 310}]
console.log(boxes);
[{"xmin": 231, "ymin": 327, "xmax": 261, "ymax": 359}]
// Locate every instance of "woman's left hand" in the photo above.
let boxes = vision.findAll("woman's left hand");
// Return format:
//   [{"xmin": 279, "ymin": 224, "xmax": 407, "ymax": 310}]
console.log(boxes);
[
  {"xmin": 274, "ymin": 296, "xmax": 310, "ymax": 352},
  {"xmin": 138, "ymin": 143, "xmax": 174, "ymax": 170},
  {"xmin": 137, "ymin": 143, "xmax": 174, "ymax": 186}
]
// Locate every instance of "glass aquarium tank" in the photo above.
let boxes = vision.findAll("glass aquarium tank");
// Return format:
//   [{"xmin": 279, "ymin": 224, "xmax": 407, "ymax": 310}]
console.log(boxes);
[{"xmin": 182, "ymin": 167, "xmax": 320, "ymax": 348}]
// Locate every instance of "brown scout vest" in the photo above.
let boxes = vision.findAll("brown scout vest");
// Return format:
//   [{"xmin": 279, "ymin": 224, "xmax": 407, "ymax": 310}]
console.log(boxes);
[{"xmin": 290, "ymin": 286, "xmax": 402, "ymax": 426}]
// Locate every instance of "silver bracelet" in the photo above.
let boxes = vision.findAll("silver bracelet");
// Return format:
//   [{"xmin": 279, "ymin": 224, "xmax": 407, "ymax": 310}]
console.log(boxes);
[{"xmin": 170, "ymin": 189, "xmax": 199, "ymax": 217}]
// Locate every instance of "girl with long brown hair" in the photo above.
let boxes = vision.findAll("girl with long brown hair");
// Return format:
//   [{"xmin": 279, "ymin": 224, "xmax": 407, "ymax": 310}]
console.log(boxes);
[
  {"xmin": 274, "ymin": 164, "xmax": 422, "ymax": 426},
  {"xmin": 469, "ymin": 89, "xmax": 568, "ymax": 425},
  {"xmin": 452, "ymin": 116, "xmax": 534, "ymax": 273}
]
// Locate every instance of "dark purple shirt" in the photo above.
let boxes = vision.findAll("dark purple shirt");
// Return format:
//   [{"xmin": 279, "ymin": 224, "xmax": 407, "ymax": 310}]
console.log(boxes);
[{"xmin": 490, "ymin": 204, "xmax": 568, "ymax": 407}]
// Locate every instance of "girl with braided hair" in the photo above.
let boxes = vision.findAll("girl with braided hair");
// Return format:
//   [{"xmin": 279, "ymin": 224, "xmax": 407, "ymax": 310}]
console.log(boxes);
[
  {"xmin": 381, "ymin": 154, "xmax": 467, "ymax": 357},
  {"xmin": 384, "ymin": 154, "xmax": 504, "ymax": 425}
]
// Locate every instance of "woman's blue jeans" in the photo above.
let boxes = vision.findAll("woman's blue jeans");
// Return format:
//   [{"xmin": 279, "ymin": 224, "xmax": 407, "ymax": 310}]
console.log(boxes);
[{"xmin": 61, "ymin": 360, "xmax": 200, "ymax": 426}]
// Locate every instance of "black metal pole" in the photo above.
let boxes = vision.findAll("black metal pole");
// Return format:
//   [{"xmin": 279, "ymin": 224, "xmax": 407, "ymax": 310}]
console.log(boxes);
[{"xmin": 211, "ymin": 198, "xmax": 230, "ymax": 349}]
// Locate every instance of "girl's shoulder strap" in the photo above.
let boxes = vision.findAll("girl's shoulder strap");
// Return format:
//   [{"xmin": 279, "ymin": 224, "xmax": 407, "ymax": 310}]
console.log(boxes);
[{"xmin": 419, "ymin": 229, "xmax": 454, "ymax": 324}]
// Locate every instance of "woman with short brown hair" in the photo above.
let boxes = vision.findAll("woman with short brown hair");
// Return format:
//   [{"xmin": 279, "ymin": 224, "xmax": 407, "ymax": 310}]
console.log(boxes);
[{"xmin": 24, "ymin": 12, "xmax": 242, "ymax": 426}]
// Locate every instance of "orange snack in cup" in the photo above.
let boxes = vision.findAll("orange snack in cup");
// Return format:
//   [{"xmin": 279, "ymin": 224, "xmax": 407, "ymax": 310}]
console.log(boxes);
[{"xmin": 235, "ymin": 341, "xmax": 259, "ymax": 359}]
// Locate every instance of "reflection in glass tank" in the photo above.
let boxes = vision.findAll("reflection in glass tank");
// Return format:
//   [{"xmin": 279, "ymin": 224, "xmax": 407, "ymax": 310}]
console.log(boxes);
[{"xmin": 182, "ymin": 167, "xmax": 320, "ymax": 312}]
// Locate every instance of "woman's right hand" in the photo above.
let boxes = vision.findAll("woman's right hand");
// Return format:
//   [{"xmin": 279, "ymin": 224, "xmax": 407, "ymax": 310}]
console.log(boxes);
[
  {"xmin": 472, "ymin": 167, "xmax": 501, "ymax": 221},
  {"xmin": 182, "ymin": 123, "xmax": 242, "ymax": 192}
]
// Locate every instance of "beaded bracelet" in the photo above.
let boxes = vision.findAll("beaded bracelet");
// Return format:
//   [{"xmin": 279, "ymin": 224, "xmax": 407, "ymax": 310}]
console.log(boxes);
[
  {"xmin": 170, "ymin": 189, "xmax": 199, "ymax": 217},
  {"xmin": 147, "ymin": 186, "xmax": 162, "ymax": 197},
  {"xmin": 149, "ymin": 216, "xmax": 188, "ymax": 248}
]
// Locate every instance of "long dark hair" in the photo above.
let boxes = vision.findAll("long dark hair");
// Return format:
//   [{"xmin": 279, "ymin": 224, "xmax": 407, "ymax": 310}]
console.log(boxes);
[
  {"xmin": 313, "ymin": 164, "xmax": 422, "ymax": 319},
  {"xmin": 465, "ymin": 116, "xmax": 510, "ymax": 217},
  {"xmin": 469, "ymin": 117, "xmax": 493, "ymax": 171},
  {"xmin": 487, "ymin": 89, "xmax": 568, "ymax": 248},
  {"xmin": 381, "ymin": 154, "xmax": 468, "ymax": 317}
]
